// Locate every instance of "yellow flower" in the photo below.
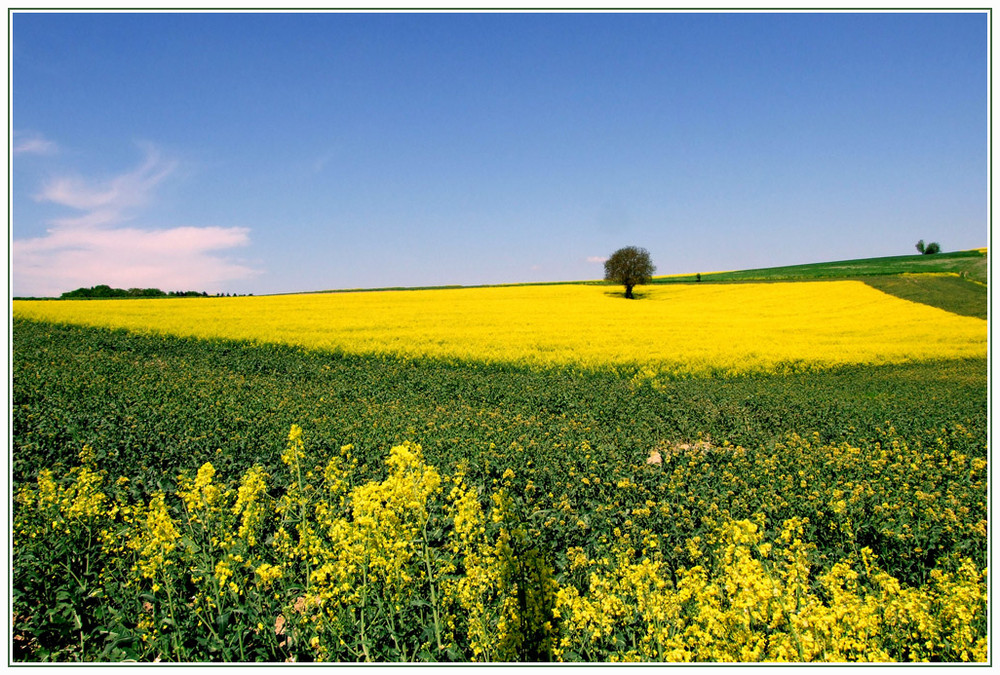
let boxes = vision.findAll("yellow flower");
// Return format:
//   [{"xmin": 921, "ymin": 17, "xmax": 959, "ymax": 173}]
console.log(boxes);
[
  {"xmin": 283, "ymin": 424, "xmax": 305, "ymax": 467},
  {"xmin": 178, "ymin": 462, "xmax": 221, "ymax": 514},
  {"xmin": 132, "ymin": 493, "xmax": 181, "ymax": 580},
  {"xmin": 13, "ymin": 280, "xmax": 985, "ymax": 377},
  {"xmin": 255, "ymin": 562, "xmax": 284, "ymax": 587},
  {"xmin": 234, "ymin": 465, "xmax": 269, "ymax": 546}
]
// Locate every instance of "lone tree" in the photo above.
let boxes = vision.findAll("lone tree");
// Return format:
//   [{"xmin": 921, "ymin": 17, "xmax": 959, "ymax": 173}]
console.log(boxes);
[{"xmin": 604, "ymin": 246, "xmax": 656, "ymax": 299}]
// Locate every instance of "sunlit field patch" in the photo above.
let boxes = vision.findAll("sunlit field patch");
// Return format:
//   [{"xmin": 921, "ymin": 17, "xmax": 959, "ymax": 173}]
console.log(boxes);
[{"xmin": 14, "ymin": 280, "xmax": 986, "ymax": 377}]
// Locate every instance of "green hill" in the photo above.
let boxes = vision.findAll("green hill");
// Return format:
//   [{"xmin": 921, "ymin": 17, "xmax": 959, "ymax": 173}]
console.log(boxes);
[{"xmin": 654, "ymin": 249, "xmax": 986, "ymax": 283}]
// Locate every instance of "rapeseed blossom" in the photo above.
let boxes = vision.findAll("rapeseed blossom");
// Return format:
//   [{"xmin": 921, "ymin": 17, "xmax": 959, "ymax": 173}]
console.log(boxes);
[
  {"xmin": 233, "ymin": 465, "xmax": 269, "ymax": 547},
  {"xmin": 13, "ymin": 281, "xmax": 986, "ymax": 377},
  {"xmin": 12, "ymin": 426, "xmax": 987, "ymax": 662},
  {"xmin": 551, "ymin": 517, "xmax": 986, "ymax": 663},
  {"xmin": 131, "ymin": 493, "xmax": 181, "ymax": 581}
]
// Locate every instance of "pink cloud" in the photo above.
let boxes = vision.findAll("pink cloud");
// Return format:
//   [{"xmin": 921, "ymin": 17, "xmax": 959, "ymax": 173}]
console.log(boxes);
[
  {"xmin": 14, "ymin": 144, "xmax": 259, "ymax": 297},
  {"xmin": 14, "ymin": 224, "xmax": 256, "ymax": 297}
]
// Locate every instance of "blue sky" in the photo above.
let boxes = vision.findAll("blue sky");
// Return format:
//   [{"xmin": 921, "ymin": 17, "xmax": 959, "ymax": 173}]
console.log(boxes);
[{"xmin": 11, "ymin": 11, "xmax": 988, "ymax": 296}]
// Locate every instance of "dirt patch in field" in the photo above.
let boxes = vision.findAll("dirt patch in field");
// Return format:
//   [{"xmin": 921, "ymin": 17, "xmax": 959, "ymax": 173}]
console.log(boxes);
[{"xmin": 646, "ymin": 439, "xmax": 737, "ymax": 466}]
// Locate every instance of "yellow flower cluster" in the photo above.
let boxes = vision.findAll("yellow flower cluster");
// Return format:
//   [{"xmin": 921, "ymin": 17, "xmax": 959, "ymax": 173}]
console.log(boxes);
[
  {"xmin": 131, "ymin": 493, "xmax": 181, "ymax": 582},
  {"xmin": 177, "ymin": 462, "xmax": 222, "ymax": 517},
  {"xmin": 13, "ymin": 280, "xmax": 985, "ymax": 377},
  {"xmin": 12, "ymin": 427, "xmax": 987, "ymax": 662},
  {"xmin": 234, "ymin": 465, "xmax": 269, "ymax": 548},
  {"xmin": 14, "ymin": 446, "xmax": 109, "ymax": 535},
  {"xmin": 129, "ymin": 458, "xmax": 274, "ymax": 656},
  {"xmin": 13, "ymin": 447, "xmax": 276, "ymax": 657},
  {"xmin": 269, "ymin": 427, "xmax": 551, "ymax": 661},
  {"xmin": 552, "ymin": 518, "xmax": 987, "ymax": 662},
  {"xmin": 441, "ymin": 481, "xmax": 558, "ymax": 661}
]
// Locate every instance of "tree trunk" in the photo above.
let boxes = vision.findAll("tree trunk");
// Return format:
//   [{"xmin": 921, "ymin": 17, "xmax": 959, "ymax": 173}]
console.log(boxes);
[{"xmin": 625, "ymin": 284, "xmax": 634, "ymax": 299}]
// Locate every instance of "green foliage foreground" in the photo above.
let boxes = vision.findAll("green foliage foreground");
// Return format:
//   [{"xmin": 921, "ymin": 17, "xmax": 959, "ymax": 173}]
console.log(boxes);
[{"xmin": 11, "ymin": 319, "xmax": 988, "ymax": 662}]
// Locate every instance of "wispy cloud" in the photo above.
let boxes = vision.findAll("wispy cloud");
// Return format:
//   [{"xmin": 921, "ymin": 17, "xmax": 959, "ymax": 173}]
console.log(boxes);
[
  {"xmin": 14, "ymin": 143, "xmax": 259, "ymax": 297},
  {"xmin": 586, "ymin": 256, "xmax": 608, "ymax": 264},
  {"xmin": 34, "ymin": 142, "xmax": 178, "ymax": 227},
  {"xmin": 13, "ymin": 131, "xmax": 59, "ymax": 155}
]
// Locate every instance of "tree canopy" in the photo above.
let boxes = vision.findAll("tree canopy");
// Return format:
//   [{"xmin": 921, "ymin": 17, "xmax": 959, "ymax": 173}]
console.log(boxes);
[
  {"xmin": 916, "ymin": 240, "xmax": 941, "ymax": 255},
  {"xmin": 604, "ymin": 246, "xmax": 656, "ymax": 299}
]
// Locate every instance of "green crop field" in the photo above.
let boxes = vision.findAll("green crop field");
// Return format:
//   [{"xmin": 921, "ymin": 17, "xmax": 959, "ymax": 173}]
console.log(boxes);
[
  {"xmin": 655, "ymin": 248, "xmax": 987, "ymax": 283},
  {"xmin": 10, "ymin": 250, "xmax": 989, "ymax": 663}
]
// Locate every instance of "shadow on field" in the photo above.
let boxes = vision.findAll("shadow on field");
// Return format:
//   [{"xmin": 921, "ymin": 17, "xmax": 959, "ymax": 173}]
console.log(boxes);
[{"xmin": 601, "ymin": 289, "xmax": 654, "ymax": 300}]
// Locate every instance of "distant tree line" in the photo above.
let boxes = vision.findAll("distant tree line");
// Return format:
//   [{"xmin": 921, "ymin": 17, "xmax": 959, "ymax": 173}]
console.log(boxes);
[
  {"xmin": 59, "ymin": 284, "xmax": 252, "ymax": 299},
  {"xmin": 915, "ymin": 240, "xmax": 941, "ymax": 255}
]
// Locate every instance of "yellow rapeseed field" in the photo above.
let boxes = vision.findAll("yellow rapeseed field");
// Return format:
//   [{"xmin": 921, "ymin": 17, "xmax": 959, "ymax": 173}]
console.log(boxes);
[{"xmin": 13, "ymin": 281, "xmax": 986, "ymax": 377}]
